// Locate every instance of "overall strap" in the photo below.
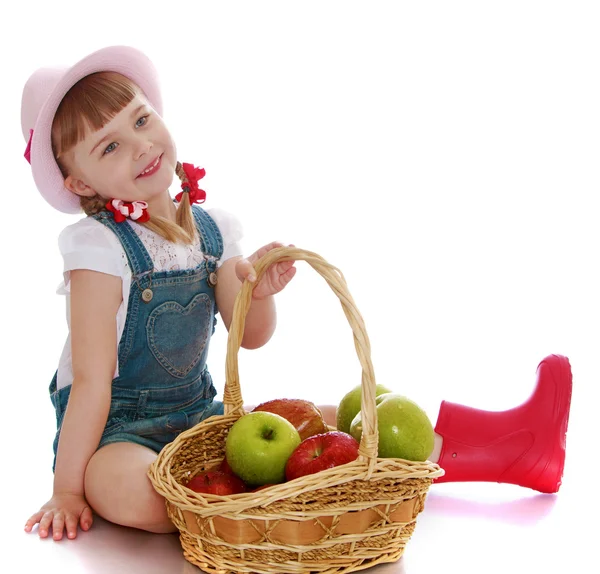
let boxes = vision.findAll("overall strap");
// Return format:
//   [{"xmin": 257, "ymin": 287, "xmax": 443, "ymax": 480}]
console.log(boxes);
[
  {"xmin": 91, "ymin": 212, "xmax": 154, "ymax": 277},
  {"xmin": 192, "ymin": 206, "xmax": 224, "ymax": 272}
]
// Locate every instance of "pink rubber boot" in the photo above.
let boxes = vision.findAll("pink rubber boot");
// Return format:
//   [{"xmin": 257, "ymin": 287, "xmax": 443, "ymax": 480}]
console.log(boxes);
[{"xmin": 434, "ymin": 354, "xmax": 572, "ymax": 493}]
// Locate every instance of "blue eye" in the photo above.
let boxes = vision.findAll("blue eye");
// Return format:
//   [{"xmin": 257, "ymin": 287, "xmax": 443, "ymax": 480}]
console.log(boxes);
[
  {"xmin": 103, "ymin": 142, "xmax": 118, "ymax": 155},
  {"xmin": 136, "ymin": 115, "xmax": 148, "ymax": 128}
]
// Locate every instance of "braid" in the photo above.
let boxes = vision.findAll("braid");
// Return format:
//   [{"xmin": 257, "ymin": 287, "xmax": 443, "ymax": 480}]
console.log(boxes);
[
  {"xmin": 175, "ymin": 161, "xmax": 187, "ymax": 184},
  {"xmin": 80, "ymin": 194, "xmax": 108, "ymax": 216},
  {"xmin": 174, "ymin": 161, "xmax": 197, "ymax": 241}
]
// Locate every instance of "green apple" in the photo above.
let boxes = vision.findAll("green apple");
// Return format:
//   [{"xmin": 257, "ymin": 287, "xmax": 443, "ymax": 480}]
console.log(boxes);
[
  {"xmin": 225, "ymin": 411, "xmax": 301, "ymax": 485},
  {"xmin": 349, "ymin": 393, "xmax": 434, "ymax": 461},
  {"xmin": 336, "ymin": 383, "xmax": 392, "ymax": 434}
]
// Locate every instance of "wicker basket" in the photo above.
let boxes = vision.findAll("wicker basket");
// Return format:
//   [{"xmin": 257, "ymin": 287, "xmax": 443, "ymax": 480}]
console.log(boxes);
[{"xmin": 148, "ymin": 246, "xmax": 443, "ymax": 574}]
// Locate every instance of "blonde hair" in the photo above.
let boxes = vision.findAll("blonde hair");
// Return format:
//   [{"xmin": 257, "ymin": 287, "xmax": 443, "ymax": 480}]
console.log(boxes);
[{"xmin": 52, "ymin": 71, "xmax": 197, "ymax": 244}]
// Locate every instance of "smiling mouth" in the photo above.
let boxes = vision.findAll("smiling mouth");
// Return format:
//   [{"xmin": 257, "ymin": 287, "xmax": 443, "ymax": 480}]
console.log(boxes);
[{"xmin": 137, "ymin": 154, "xmax": 163, "ymax": 178}]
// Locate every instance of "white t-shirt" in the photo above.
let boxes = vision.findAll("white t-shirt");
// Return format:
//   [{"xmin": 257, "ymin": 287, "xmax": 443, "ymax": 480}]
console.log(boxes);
[{"xmin": 55, "ymin": 208, "xmax": 243, "ymax": 390}]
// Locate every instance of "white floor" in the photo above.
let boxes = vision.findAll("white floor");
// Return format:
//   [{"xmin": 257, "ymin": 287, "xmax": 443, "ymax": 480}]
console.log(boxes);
[{"xmin": 5, "ymin": 435, "xmax": 592, "ymax": 574}]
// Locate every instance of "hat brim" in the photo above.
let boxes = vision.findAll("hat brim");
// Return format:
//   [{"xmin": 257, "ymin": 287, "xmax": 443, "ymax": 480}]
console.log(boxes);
[{"xmin": 30, "ymin": 46, "xmax": 163, "ymax": 214}]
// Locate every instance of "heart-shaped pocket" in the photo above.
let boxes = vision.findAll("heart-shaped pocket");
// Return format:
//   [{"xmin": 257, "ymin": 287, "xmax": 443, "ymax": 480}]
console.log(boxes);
[{"xmin": 147, "ymin": 293, "xmax": 213, "ymax": 378}]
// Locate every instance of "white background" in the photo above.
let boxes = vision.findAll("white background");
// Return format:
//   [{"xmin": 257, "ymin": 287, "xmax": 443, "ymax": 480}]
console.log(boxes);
[{"xmin": 1, "ymin": 1, "xmax": 598, "ymax": 572}]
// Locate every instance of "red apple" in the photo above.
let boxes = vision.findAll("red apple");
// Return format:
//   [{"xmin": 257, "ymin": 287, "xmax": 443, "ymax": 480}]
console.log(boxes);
[
  {"xmin": 252, "ymin": 398, "xmax": 329, "ymax": 441},
  {"xmin": 285, "ymin": 431, "xmax": 360, "ymax": 481},
  {"xmin": 186, "ymin": 470, "xmax": 247, "ymax": 495},
  {"xmin": 218, "ymin": 457, "xmax": 234, "ymax": 475}
]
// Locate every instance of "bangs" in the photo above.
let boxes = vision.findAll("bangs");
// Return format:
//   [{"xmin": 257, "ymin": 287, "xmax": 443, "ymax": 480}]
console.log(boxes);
[{"xmin": 52, "ymin": 71, "xmax": 138, "ymax": 160}]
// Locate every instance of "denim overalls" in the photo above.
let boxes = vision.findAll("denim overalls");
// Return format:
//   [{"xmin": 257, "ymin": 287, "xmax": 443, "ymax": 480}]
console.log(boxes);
[{"xmin": 49, "ymin": 206, "xmax": 225, "ymax": 471}]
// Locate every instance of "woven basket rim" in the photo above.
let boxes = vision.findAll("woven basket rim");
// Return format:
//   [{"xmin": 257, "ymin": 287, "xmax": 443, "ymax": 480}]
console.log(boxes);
[{"xmin": 150, "ymin": 406, "xmax": 442, "ymax": 518}]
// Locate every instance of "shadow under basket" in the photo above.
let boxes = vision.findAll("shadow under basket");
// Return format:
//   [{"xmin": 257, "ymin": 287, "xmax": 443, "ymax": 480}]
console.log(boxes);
[{"xmin": 148, "ymin": 247, "xmax": 443, "ymax": 574}]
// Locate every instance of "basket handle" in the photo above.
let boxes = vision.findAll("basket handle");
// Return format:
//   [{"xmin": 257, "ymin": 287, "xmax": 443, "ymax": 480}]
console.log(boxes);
[{"xmin": 223, "ymin": 246, "xmax": 380, "ymax": 463}]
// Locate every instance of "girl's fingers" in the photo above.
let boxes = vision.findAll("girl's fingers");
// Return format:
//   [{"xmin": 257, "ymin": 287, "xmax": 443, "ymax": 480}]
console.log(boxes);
[
  {"xmin": 279, "ymin": 266, "xmax": 297, "ymax": 287},
  {"xmin": 80, "ymin": 506, "xmax": 93, "ymax": 531},
  {"xmin": 245, "ymin": 243, "xmax": 295, "ymax": 288},
  {"xmin": 25, "ymin": 507, "xmax": 92, "ymax": 539},
  {"xmin": 65, "ymin": 513, "xmax": 79, "ymax": 539},
  {"xmin": 24, "ymin": 511, "xmax": 44, "ymax": 533},
  {"xmin": 262, "ymin": 241, "xmax": 284, "ymax": 253},
  {"xmin": 235, "ymin": 258, "xmax": 257, "ymax": 282},
  {"xmin": 38, "ymin": 511, "xmax": 54, "ymax": 538},
  {"xmin": 276, "ymin": 260, "xmax": 295, "ymax": 274},
  {"xmin": 52, "ymin": 512, "xmax": 65, "ymax": 541},
  {"xmin": 254, "ymin": 241, "xmax": 285, "ymax": 260}
]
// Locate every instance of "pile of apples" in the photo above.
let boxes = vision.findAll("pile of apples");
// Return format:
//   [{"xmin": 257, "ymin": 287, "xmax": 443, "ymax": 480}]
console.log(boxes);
[
  {"xmin": 186, "ymin": 386, "xmax": 435, "ymax": 496},
  {"xmin": 186, "ymin": 398, "xmax": 360, "ymax": 496}
]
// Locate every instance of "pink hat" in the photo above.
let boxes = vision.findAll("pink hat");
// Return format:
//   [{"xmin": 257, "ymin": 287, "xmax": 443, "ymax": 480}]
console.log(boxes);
[{"xmin": 21, "ymin": 46, "xmax": 163, "ymax": 214}]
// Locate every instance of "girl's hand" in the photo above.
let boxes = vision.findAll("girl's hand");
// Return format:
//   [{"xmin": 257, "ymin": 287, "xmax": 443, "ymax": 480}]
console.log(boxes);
[
  {"xmin": 24, "ymin": 492, "xmax": 93, "ymax": 540},
  {"xmin": 235, "ymin": 241, "xmax": 296, "ymax": 300}
]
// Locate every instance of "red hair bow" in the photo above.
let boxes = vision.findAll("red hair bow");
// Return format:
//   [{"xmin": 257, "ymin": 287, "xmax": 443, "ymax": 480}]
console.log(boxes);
[
  {"xmin": 175, "ymin": 163, "xmax": 207, "ymax": 204},
  {"xmin": 106, "ymin": 199, "xmax": 150, "ymax": 223}
]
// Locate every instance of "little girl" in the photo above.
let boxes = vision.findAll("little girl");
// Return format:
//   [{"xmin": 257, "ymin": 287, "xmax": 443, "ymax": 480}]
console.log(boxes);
[
  {"xmin": 21, "ymin": 45, "xmax": 302, "ymax": 541},
  {"xmin": 22, "ymin": 46, "xmax": 572, "ymax": 543}
]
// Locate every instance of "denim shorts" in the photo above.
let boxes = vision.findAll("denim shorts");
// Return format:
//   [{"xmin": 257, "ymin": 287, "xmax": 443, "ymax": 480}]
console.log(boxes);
[{"xmin": 49, "ymin": 372, "xmax": 224, "ymax": 471}]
